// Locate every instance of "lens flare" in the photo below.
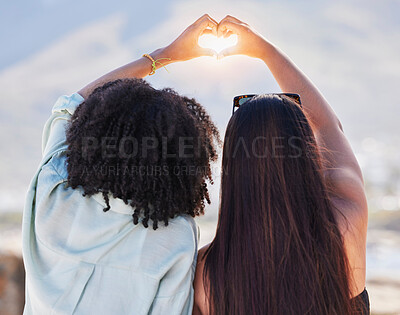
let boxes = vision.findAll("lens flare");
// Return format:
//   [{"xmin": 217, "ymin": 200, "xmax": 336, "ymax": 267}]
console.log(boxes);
[{"xmin": 198, "ymin": 34, "xmax": 238, "ymax": 54}]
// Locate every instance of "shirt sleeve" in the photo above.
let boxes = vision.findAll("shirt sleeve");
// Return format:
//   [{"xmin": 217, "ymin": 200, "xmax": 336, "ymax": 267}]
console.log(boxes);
[{"xmin": 42, "ymin": 93, "xmax": 85, "ymax": 158}]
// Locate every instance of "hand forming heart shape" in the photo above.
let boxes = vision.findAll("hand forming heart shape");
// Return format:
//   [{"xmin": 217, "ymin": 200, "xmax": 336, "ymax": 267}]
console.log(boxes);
[{"xmin": 164, "ymin": 14, "xmax": 265, "ymax": 62}]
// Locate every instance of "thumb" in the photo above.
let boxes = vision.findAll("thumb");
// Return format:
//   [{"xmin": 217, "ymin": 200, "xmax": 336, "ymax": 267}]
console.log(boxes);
[
  {"xmin": 217, "ymin": 46, "xmax": 238, "ymax": 59},
  {"xmin": 199, "ymin": 47, "xmax": 217, "ymax": 57}
]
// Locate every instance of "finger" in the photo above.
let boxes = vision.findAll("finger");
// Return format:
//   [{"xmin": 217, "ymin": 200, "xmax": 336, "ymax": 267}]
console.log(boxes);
[
  {"xmin": 223, "ymin": 30, "xmax": 234, "ymax": 38},
  {"xmin": 195, "ymin": 14, "xmax": 218, "ymax": 36},
  {"xmin": 218, "ymin": 15, "xmax": 248, "ymax": 36},
  {"xmin": 194, "ymin": 14, "xmax": 210, "ymax": 24},
  {"xmin": 201, "ymin": 28, "xmax": 214, "ymax": 36},
  {"xmin": 196, "ymin": 14, "xmax": 219, "ymax": 26},
  {"xmin": 217, "ymin": 20, "xmax": 242, "ymax": 37},
  {"xmin": 219, "ymin": 15, "xmax": 248, "ymax": 28},
  {"xmin": 222, "ymin": 15, "xmax": 244, "ymax": 24},
  {"xmin": 207, "ymin": 15, "xmax": 219, "ymax": 27},
  {"xmin": 204, "ymin": 19, "xmax": 218, "ymax": 36},
  {"xmin": 217, "ymin": 45, "xmax": 238, "ymax": 59}
]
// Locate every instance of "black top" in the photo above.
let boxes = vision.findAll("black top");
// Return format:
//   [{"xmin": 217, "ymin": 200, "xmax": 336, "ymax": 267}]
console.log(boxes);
[{"xmin": 352, "ymin": 288, "xmax": 370, "ymax": 314}]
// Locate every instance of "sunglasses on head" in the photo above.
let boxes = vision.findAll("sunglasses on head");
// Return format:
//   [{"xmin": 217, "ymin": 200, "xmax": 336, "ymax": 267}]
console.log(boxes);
[{"xmin": 232, "ymin": 93, "xmax": 302, "ymax": 115}]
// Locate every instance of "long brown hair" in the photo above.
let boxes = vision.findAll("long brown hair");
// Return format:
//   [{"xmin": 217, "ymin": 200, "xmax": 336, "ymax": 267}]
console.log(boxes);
[{"xmin": 203, "ymin": 95, "xmax": 353, "ymax": 314}]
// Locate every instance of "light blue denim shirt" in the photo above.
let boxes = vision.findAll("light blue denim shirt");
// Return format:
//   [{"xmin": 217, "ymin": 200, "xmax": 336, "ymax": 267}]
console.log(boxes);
[{"xmin": 22, "ymin": 93, "xmax": 198, "ymax": 315}]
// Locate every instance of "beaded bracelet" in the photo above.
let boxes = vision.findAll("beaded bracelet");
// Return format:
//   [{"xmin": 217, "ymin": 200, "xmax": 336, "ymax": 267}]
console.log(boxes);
[{"xmin": 142, "ymin": 54, "xmax": 171, "ymax": 76}]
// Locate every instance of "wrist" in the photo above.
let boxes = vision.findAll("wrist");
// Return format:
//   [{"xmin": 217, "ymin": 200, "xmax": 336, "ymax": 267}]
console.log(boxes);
[
  {"xmin": 149, "ymin": 47, "xmax": 175, "ymax": 67},
  {"xmin": 255, "ymin": 39, "xmax": 276, "ymax": 61}
]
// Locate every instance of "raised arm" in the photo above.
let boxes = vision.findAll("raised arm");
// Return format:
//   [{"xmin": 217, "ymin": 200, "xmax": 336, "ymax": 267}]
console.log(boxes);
[
  {"xmin": 217, "ymin": 16, "xmax": 368, "ymax": 223},
  {"xmin": 78, "ymin": 14, "xmax": 218, "ymax": 99}
]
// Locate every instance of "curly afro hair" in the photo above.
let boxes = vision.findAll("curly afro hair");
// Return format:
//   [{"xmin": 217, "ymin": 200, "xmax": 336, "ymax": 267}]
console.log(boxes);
[{"xmin": 66, "ymin": 78, "xmax": 220, "ymax": 229}]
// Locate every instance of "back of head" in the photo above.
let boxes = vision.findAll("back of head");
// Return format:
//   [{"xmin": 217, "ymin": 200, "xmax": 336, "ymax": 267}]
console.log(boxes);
[
  {"xmin": 204, "ymin": 95, "xmax": 353, "ymax": 314},
  {"xmin": 66, "ymin": 78, "xmax": 220, "ymax": 229}
]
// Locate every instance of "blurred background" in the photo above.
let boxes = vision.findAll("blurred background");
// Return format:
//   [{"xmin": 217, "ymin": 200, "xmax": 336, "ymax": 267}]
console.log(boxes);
[{"xmin": 0, "ymin": 0, "xmax": 399, "ymax": 314}]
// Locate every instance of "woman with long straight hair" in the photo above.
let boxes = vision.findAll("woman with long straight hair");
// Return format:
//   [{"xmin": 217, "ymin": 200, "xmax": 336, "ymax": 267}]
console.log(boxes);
[{"xmin": 193, "ymin": 16, "xmax": 369, "ymax": 315}]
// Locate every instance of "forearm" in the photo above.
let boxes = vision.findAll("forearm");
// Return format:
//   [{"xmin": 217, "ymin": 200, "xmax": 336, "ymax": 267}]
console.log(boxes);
[
  {"xmin": 78, "ymin": 47, "xmax": 173, "ymax": 99},
  {"xmin": 258, "ymin": 41, "xmax": 341, "ymax": 131}
]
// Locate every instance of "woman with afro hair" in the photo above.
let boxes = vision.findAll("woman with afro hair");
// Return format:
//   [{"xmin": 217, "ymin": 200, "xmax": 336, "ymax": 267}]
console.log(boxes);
[{"xmin": 22, "ymin": 14, "xmax": 220, "ymax": 315}]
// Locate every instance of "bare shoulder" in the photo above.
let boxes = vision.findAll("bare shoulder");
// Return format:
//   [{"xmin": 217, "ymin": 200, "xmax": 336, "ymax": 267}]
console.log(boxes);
[
  {"xmin": 193, "ymin": 244, "xmax": 210, "ymax": 315},
  {"xmin": 195, "ymin": 244, "xmax": 209, "ymax": 275},
  {"xmin": 198, "ymin": 244, "xmax": 210, "ymax": 260}
]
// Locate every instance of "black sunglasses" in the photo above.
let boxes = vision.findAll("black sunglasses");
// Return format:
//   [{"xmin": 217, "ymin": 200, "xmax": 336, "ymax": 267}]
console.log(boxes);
[{"xmin": 232, "ymin": 93, "xmax": 302, "ymax": 115}]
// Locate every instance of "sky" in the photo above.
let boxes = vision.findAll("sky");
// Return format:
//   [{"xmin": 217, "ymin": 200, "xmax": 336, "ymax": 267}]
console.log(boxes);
[{"xmin": 0, "ymin": 0, "xmax": 399, "ymax": 213}]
